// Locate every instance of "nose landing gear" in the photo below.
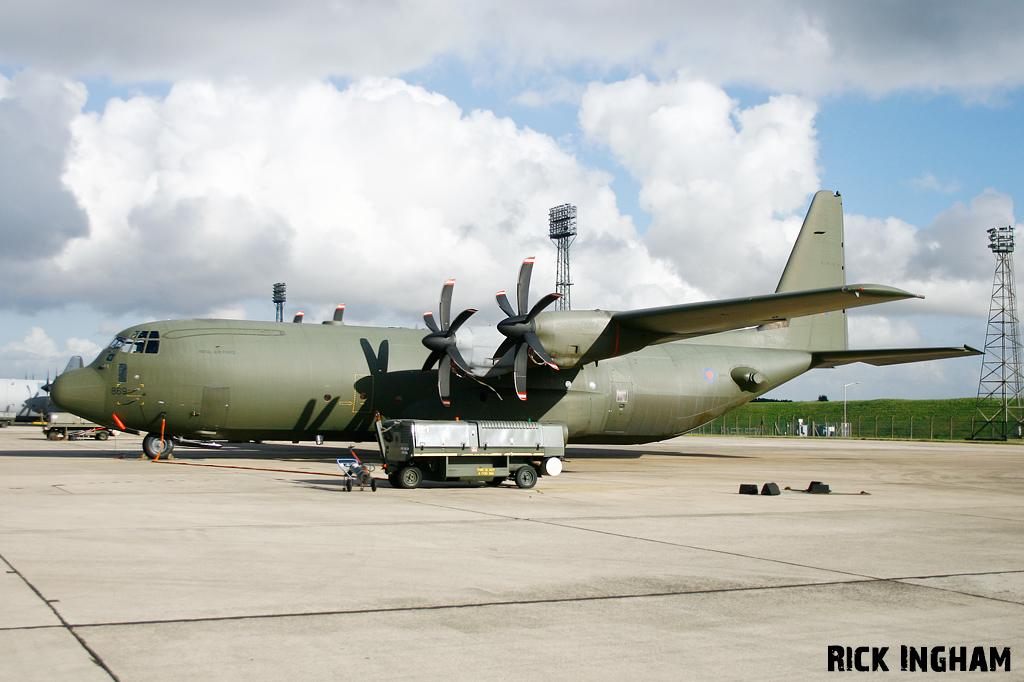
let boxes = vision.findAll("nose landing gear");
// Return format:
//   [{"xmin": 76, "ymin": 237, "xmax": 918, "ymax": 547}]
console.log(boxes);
[{"xmin": 142, "ymin": 433, "xmax": 175, "ymax": 459}]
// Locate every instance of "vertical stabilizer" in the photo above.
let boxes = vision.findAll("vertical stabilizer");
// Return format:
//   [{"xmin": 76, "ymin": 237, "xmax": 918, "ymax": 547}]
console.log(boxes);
[{"xmin": 775, "ymin": 190, "xmax": 847, "ymax": 351}]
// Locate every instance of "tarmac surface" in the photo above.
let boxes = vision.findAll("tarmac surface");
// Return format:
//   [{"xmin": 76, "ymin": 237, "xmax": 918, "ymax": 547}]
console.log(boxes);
[{"xmin": 0, "ymin": 424, "xmax": 1021, "ymax": 681}]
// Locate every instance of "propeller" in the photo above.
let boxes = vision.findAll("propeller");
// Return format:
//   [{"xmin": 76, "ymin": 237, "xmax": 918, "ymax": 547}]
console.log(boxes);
[
  {"xmin": 421, "ymin": 279, "xmax": 477, "ymax": 406},
  {"xmin": 493, "ymin": 257, "xmax": 561, "ymax": 400}
]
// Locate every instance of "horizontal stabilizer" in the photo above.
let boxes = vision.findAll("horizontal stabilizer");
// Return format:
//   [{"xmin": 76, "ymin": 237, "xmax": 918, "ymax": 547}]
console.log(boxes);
[
  {"xmin": 611, "ymin": 284, "xmax": 919, "ymax": 340},
  {"xmin": 811, "ymin": 345, "xmax": 982, "ymax": 369}
]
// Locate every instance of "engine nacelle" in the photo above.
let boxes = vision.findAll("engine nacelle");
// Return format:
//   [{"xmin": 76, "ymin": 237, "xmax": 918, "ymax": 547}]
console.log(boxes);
[{"xmin": 533, "ymin": 310, "xmax": 658, "ymax": 367}]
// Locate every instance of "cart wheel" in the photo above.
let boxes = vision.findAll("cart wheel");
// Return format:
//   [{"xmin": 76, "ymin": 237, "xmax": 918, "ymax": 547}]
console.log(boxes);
[
  {"xmin": 370, "ymin": 478, "xmax": 377, "ymax": 492},
  {"xmin": 345, "ymin": 479, "xmax": 353, "ymax": 492},
  {"xmin": 96, "ymin": 431, "xmax": 110, "ymax": 441},
  {"xmin": 397, "ymin": 466, "xmax": 423, "ymax": 489},
  {"xmin": 485, "ymin": 477, "xmax": 505, "ymax": 487},
  {"xmin": 514, "ymin": 465, "xmax": 537, "ymax": 489}
]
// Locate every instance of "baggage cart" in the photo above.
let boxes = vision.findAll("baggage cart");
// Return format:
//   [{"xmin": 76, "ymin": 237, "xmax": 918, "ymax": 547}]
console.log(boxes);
[{"xmin": 374, "ymin": 418, "xmax": 565, "ymax": 489}]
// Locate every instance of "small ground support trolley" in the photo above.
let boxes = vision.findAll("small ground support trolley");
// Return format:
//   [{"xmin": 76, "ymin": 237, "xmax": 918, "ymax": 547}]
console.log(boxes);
[
  {"xmin": 374, "ymin": 417, "xmax": 566, "ymax": 489},
  {"xmin": 336, "ymin": 454, "xmax": 377, "ymax": 492},
  {"xmin": 42, "ymin": 412, "xmax": 112, "ymax": 441}
]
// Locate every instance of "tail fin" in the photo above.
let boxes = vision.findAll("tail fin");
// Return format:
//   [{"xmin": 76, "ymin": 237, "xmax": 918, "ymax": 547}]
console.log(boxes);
[{"xmin": 775, "ymin": 190, "xmax": 847, "ymax": 352}]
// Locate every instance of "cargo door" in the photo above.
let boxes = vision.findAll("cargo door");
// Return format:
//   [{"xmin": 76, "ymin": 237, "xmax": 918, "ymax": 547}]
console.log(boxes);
[{"xmin": 199, "ymin": 387, "xmax": 230, "ymax": 432}]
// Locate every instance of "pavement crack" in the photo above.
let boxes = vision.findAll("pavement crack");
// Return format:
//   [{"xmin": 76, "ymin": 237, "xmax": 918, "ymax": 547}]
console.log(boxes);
[{"xmin": 0, "ymin": 551, "xmax": 122, "ymax": 682}]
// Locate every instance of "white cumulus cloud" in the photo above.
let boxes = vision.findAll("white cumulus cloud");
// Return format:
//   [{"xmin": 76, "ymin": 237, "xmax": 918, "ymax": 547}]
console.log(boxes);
[
  {"xmin": 0, "ymin": 327, "xmax": 102, "ymax": 373},
  {"xmin": 580, "ymin": 74, "xmax": 821, "ymax": 297},
  {"xmin": 2, "ymin": 76, "xmax": 697, "ymax": 324}
]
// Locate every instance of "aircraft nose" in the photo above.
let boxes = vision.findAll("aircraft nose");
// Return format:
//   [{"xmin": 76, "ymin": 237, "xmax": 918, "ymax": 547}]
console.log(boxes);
[{"xmin": 51, "ymin": 368, "xmax": 106, "ymax": 417}]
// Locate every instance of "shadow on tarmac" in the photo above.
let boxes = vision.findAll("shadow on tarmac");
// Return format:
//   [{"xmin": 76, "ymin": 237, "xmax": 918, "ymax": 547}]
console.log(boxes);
[{"xmin": 1, "ymin": 435, "xmax": 750, "ymax": 462}]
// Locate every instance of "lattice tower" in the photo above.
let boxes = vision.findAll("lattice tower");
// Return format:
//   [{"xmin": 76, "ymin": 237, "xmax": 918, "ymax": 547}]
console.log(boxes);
[
  {"xmin": 971, "ymin": 226, "xmax": 1024, "ymax": 440},
  {"xmin": 549, "ymin": 204, "xmax": 577, "ymax": 311},
  {"xmin": 273, "ymin": 282, "xmax": 286, "ymax": 323}
]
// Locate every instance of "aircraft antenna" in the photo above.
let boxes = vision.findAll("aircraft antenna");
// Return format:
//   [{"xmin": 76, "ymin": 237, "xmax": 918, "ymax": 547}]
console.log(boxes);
[
  {"xmin": 549, "ymin": 204, "xmax": 577, "ymax": 311},
  {"xmin": 273, "ymin": 282, "xmax": 286, "ymax": 323},
  {"xmin": 970, "ymin": 226, "xmax": 1024, "ymax": 440}
]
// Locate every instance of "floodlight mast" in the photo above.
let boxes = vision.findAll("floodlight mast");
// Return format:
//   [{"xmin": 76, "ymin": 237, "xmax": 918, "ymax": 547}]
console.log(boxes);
[
  {"xmin": 273, "ymin": 283, "xmax": 286, "ymax": 323},
  {"xmin": 971, "ymin": 226, "xmax": 1024, "ymax": 440},
  {"xmin": 549, "ymin": 204, "xmax": 577, "ymax": 311}
]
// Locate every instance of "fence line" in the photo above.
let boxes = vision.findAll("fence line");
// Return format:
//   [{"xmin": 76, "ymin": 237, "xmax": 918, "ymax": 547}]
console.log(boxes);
[{"xmin": 694, "ymin": 414, "xmax": 1022, "ymax": 440}]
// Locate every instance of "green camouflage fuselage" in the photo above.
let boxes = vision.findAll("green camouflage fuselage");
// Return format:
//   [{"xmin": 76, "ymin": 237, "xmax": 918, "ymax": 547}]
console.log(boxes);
[{"xmin": 56, "ymin": 318, "xmax": 812, "ymax": 444}]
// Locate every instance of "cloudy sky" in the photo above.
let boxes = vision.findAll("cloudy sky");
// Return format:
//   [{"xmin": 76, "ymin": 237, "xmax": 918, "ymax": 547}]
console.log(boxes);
[{"xmin": 1, "ymin": 1, "xmax": 1022, "ymax": 400}]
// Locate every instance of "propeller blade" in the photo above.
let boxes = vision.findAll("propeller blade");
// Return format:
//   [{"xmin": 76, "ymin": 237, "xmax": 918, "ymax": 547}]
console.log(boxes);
[
  {"xmin": 293, "ymin": 311, "xmax": 304, "ymax": 323},
  {"xmin": 495, "ymin": 290, "xmax": 516, "ymax": 318},
  {"xmin": 333, "ymin": 305, "xmax": 345, "ymax": 322},
  {"xmin": 492, "ymin": 337, "xmax": 516, "ymax": 362},
  {"xmin": 421, "ymin": 349, "xmax": 444, "ymax": 372},
  {"xmin": 523, "ymin": 331, "xmax": 558, "ymax": 368},
  {"xmin": 514, "ymin": 343, "xmax": 529, "ymax": 400},
  {"xmin": 447, "ymin": 308, "xmax": 478, "ymax": 334},
  {"xmin": 516, "ymin": 257, "xmax": 535, "ymax": 315},
  {"xmin": 527, "ymin": 292, "xmax": 562, "ymax": 320},
  {"xmin": 439, "ymin": 278, "xmax": 455, "ymax": 331},
  {"xmin": 448, "ymin": 345, "xmax": 473, "ymax": 374},
  {"xmin": 423, "ymin": 311, "xmax": 440, "ymax": 333},
  {"xmin": 438, "ymin": 357, "xmax": 452, "ymax": 407}
]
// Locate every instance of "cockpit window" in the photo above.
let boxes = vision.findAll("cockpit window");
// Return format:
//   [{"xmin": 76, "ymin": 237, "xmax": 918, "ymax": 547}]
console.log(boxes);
[{"xmin": 107, "ymin": 331, "xmax": 160, "ymax": 355}]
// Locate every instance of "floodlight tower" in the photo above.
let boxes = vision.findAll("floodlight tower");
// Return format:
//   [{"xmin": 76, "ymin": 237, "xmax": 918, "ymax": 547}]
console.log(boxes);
[
  {"xmin": 971, "ymin": 226, "xmax": 1024, "ymax": 440},
  {"xmin": 273, "ymin": 282, "xmax": 286, "ymax": 323},
  {"xmin": 549, "ymin": 204, "xmax": 577, "ymax": 311}
]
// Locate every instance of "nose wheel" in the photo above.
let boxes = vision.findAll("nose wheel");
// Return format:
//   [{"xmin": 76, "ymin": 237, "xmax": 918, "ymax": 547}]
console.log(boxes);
[{"xmin": 142, "ymin": 433, "xmax": 175, "ymax": 459}]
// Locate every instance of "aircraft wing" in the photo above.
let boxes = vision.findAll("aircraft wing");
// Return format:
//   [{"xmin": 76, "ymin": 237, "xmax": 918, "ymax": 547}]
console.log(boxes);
[
  {"xmin": 611, "ymin": 284, "xmax": 919, "ymax": 340},
  {"xmin": 811, "ymin": 346, "xmax": 982, "ymax": 368}
]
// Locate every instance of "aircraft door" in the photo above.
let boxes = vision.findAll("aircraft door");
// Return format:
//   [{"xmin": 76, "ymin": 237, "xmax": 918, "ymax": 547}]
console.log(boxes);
[
  {"xmin": 352, "ymin": 374, "xmax": 372, "ymax": 413},
  {"xmin": 199, "ymin": 387, "xmax": 230, "ymax": 432},
  {"xmin": 604, "ymin": 380, "xmax": 634, "ymax": 434},
  {"xmin": 111, "ymin": 360, "xmax": 148, "ymax": 424}
]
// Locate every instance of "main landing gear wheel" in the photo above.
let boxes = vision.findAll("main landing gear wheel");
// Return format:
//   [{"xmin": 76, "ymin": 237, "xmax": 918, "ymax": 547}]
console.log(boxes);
[
  {"xmin": 396, "ymin": 466, "xmax": 423, "ymax": 489},
  {"xmin": 514, "ymin": 465, "xmax": 537, "ymax": 489},
  {"xmin": 142, "ymin": 433, "xmax": 175, "ymax": 459}
]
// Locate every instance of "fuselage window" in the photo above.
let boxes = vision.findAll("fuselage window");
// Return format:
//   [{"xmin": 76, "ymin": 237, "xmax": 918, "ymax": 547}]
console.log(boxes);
[
  {"xmin": 116, "ymin": 331, "xmax": 159, "ymax": 354},
  {"xmin": 120, "ymin": 339, "xmax": 145, "ymax": 353}
]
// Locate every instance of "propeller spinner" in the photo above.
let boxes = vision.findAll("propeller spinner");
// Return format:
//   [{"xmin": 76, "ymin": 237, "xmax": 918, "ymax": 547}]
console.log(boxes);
[
  {"xmin": 493, "ymin": 257, "xmax": 561, "ymax": 400},
  {"xmin": 421, "ymin": 279, "xmax": 477, "ymax": 406}
]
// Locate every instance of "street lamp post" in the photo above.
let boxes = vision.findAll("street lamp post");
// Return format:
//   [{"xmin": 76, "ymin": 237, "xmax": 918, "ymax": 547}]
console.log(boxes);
[{"xmin": 844, "ymin": 382, "xmax": 860, "ymax": 437}]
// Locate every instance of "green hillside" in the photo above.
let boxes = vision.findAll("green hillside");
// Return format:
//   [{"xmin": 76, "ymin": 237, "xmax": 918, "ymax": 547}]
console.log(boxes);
[{"xmin": 693, "ymin": 397, "xmax": 1020, "ymax": 441}]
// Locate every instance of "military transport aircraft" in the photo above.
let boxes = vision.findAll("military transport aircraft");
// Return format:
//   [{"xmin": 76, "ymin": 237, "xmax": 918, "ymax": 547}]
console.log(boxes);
[
  {"xmin": 52, "ymin": 191, "xmax": 979, "ymax": 460},
  {"xmin": 1, "ymin": 378, "xmax": 48, "ymax": 421}
]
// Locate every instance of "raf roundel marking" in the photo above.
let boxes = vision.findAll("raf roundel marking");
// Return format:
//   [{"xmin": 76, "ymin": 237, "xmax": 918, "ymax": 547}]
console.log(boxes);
[{"xmin": 703, "ymin": 368, "xmax": 716, "ymax": 383}]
